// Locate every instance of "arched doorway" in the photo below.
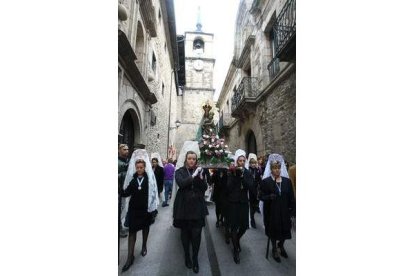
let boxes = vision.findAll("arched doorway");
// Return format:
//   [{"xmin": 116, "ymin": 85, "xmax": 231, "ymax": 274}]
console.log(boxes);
[
  {"xmin": 119, "ymin": 109, "xmax": 138, "ymax": 157},
  {"xmin": 246, "ymin": 130, "xmax": 257, "ymax": 157}
]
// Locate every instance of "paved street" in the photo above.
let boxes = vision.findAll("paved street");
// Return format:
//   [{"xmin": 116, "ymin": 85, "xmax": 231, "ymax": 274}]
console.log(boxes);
[{"xmin": 119, "ymin": 200, "xmax": 296, "ymax": 275}]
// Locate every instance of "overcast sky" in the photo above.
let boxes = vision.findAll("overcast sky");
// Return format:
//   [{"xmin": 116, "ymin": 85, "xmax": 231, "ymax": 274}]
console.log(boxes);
[{"xmin": 174, "ymin": 0, "xmax": 240, "ymax": 101}]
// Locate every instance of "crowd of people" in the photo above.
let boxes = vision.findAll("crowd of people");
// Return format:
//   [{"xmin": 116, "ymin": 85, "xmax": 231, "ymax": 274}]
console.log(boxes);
[{"xmin": 118, "ymin": 143, "xmax": 296, "ymax": 273}]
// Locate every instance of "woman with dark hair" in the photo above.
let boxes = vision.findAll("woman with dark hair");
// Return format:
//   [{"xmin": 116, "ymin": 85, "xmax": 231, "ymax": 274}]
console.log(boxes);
[
  {"xmin": 120, "ymin": 149, "xmax": 159, "ymax": 272},
  {"xmin": 173, "ymin": 150, "xmax": 208, "ymax": 274},
  {"xmin": 260, "ymin": 158, "xmax": 295, "ymax": 263}
]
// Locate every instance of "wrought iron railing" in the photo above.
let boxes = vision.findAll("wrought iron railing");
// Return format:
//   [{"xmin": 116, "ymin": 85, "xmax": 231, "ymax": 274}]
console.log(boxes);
[
  {"xmin": 231, "ymin": 77, "xmax": 260, "ymax": 113},
  {"xmin": 274, "ymin": 0, "xmax": 296, "ymax": 58},
  {"xmin": 267, "ymin": 56, "xmax": 280, "ymax": 80},
  {"xmin": 218, "ymin": 113, "xmax": 232, "ymax": 131}
]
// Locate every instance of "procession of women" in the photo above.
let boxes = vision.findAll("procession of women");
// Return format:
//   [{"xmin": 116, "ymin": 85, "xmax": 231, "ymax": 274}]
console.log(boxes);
[{"xmin": 118, "ymin": 140, "xmax": 296, "ymax": 273}]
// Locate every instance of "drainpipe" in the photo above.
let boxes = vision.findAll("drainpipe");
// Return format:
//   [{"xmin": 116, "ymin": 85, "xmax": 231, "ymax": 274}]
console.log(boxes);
[{"xmin": 166, "ymin": 68, "xmax": 175, "ymax": 158}]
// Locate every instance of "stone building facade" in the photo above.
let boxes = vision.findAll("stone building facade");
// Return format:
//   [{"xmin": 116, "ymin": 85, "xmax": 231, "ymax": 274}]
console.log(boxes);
[
  {"xmin": 216, "ymin": 0, "xmax": 296, "ymax": 164},
  {"xmin": 118, "ymin": 0, "xmax": 182, "ymax": 159},
  {"xmin": 174, "ymin": 22, "xmax": 215, "ymax": 153}
]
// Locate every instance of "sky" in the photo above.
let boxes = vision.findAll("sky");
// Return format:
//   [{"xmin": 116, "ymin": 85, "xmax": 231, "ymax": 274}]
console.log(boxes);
[{"xmin": 173, "ymin": 0, "xmax": 240, "ymax": 101}]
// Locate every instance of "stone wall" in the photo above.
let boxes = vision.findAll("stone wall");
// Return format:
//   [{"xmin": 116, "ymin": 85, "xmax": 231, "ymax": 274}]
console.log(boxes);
[
  {"xmin": 216, "ymin": 0, "xmax": 296, "ymax": 163},
  {"xmin": 118, "ymin": 0, "xmax": 179, "ymax": 159}
]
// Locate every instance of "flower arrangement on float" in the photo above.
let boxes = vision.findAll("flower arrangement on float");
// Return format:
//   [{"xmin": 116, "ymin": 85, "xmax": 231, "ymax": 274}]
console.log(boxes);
[{"xmin": 198, "ymin": 130, "xmax": 233, "ymax": 168}]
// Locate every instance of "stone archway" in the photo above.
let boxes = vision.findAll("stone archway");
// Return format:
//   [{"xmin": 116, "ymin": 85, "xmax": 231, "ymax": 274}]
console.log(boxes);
[
  {"xmin": 119, "ymin": 108, "xmax": 140, "ymax": 157},
  {"xmin": 246, "ymin": 129, "xmax": 257, "ymax": 156}
]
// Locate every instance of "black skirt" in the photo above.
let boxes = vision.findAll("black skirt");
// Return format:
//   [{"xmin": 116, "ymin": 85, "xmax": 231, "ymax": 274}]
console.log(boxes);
[
  {"xmin": 128, "ymin": 210, "xmax": 153, "ymax": 233},
  {"xmin": 226, "ymin": 202, "xmax": 249, "ymax": 231}
]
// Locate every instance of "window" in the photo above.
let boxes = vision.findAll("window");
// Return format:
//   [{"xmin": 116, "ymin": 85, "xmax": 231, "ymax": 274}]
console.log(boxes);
[
  {"xmin": 193, "ymin": 38, "xmax": 204, "ymax": 55},
  {"xmin": 162, "ymin": 82, "xmax": 165, "ymax": 96},
  {"xmin": 152, "ymin": 52, "xmax": 157, "ymax": 74},
  {"xmin": 158, "ymin": 9, "xmax": 161, "ymax": 23}
]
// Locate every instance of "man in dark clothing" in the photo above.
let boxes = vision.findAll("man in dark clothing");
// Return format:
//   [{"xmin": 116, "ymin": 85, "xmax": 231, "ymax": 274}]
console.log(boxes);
[
  {"xmin": 152, "ymin": 158, "xmax": 164, "ymax": 200},
  {"xmin": 118, "ymin": 144, "xmax": 129, "ymax": 238}
]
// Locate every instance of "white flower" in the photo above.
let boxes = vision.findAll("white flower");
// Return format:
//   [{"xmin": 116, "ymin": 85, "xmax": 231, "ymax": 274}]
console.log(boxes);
[
  {"xmin": 216, "ymin": 145, "xmax": 220, "ymax": 148},
  {"xmin": 203, "ymin": 141, "xmax": 207, "ymax": 145},
  {"xmin": 217, "ymin": 135, "xmax": 220, "ymax": 139},
  {"xmin": 211, "ymin": 139, "xmax": 214, "ymax": 142},
  {"xmin": 209, "ymin": 145, "xmax": 212, "ymax": 148},
  {"xmin": 220, "ymin": 149, "xmax": 224, "ymax": 153},
  {"xmin": 225, "ymin": 145, "xmax": 228, "ymax": 148},
  {"xmin": 205, "ymin": 149, "xmax": 209, "ymax": 153},
  {"xmin": 221, "ymin": 142, "xmax": 224, "ymax": 145}
]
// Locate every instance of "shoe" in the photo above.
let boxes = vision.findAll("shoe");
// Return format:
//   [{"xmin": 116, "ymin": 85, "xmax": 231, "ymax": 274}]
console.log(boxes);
[
  {"xmin": 225, "ymin": 233, "xmax": 230, "ymax": 244},
  {"xmin": 185, "ymin": 256, "xmax": 192, "ymax": 269},
  {"xmin": 216, "ymin": 221, "xmax": 220, "ymax": 228},
  {"xmin": 141, "ymin": 247, "xmax": 147, "ymax": 257},
  {"xmin": 237, "ymin": 244, "xmax": 241, "ymax": 253},
  {"xmin": 250, "ymin": 220, "xmax": 256, "ymax": 229},
  {"xmin": 233, "ymin": 249, "xmax": 240, "ymax": 264},
  {"xmin": 121, "ymin": 256, "xmax": 135, "ymax": 272},
  {"xmin": 192, "ymin": 258, "xmax": 199, "ymax": 273},
  {"xmin": 278, "ymin": 243, "xmax": 288, "ymax": 258},
  {"xmin": 162, "ymin": 203, "xmax": 169, "ymax": 207},
  {"xmin": 272, "ymin": 249, "xmax": 281, "ymax": 263}
]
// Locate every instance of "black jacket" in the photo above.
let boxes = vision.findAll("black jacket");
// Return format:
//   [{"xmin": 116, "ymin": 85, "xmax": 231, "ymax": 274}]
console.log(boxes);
[
  {"xmin": 153, "ymin": 165, "xmax": 164, "ymax": 193},
  {"xmin": 226, "ymin": 168, "xmax": 253, "ymax": 203},
  {"xmin": 173, "ymin": 167, "xmax": 208, "ymax": 220},
  {"xmin": 260, "ymin": 176, "xmax": 295, "ymax": 239}
]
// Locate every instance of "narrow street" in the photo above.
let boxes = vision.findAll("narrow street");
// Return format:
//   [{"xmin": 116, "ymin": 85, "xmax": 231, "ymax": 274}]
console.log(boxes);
[{"xmin": 119, "ymin": 201, "xmax": 296, "ymax": 275}]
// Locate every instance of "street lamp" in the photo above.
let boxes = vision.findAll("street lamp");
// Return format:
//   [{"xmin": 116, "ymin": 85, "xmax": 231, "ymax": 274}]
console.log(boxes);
[{"xmin": 169, "ymin": 120, "xmax": 181, "ymax": 130}]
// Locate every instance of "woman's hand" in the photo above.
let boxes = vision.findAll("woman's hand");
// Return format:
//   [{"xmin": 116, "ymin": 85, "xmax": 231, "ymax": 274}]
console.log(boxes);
[{"xmin": 192, "ymin": 166, "xmax": 203, "ymax": 178}]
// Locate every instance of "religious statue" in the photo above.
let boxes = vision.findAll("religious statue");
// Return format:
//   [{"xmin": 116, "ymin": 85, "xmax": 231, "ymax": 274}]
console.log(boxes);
[{"xmin": 202, "ymin": 111, "xmax": 215, "ymax": 135}]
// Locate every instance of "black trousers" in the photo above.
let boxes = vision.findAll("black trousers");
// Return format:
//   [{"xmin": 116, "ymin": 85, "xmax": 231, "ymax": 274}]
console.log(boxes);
[{"xmin": 181, "ymin": 227, "xmax": 202, "ymax": 260}]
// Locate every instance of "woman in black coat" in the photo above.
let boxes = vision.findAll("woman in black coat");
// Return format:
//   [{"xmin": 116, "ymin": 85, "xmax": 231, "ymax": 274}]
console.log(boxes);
[
  {"xmin": 173, "ymin": 150, "xmax": 208, "ymax": 274},
  {"xmin": 260, "ymin": 160, "xmax": 295, "ymax": 263},
  {"xmin": 120, "ymin": 159, "xmax": 157, "ymax": 272},
  {"xmin": 226, "ymin": 150, "xmax": 253, "ymax": 264}
]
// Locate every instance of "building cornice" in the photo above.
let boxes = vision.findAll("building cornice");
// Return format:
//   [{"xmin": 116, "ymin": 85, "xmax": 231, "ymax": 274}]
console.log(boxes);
[
  {"xmin": 184, "ymin": 87, "xmax": 215, "ymax": 92},
  {"xmin": 185, "ymin": 31, "xmax": 214, "ymax": 37},
  {"xmin": 118, "ymin": 30, "xmax": 157, "ymax": 105},
  {"xmin": 217, "ymin": 58, "xmax": 237, "ymax": 106},
  {"xmin": 185, "ymin": 57, "xmax": 215, "ymax": 63}
]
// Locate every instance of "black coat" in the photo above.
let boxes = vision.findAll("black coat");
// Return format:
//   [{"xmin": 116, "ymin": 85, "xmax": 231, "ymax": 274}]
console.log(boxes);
[
  {"xmin": 226, "ymin": 168, "xmax": 253, "ymax": 203},
  {"xmin": 248, "ymin": 167, "xmax": 261, "ymax": 203},
  {"xmin": 120, "ymin": 172, "xmax": 153, "ymax": 231},
  {"xmin": 173, "ymin": 167, "xmax": 208, "ymax": 222},
  {"xmin": 260, "ymin": 176, "xmax": 295, "ymax": 240},
  {"xmin": 153, "ymin": 165, "xmax": 164, "ymax": 194},
  {"xmin": 211, "ymin": 169, "xmax": 227, "ymax": 203},
  {"xmin": 225, "ymin": 168, "xmax": 253, "ymax": 230}
]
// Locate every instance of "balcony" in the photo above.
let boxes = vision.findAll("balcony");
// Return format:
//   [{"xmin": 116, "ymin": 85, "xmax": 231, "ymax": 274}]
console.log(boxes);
[
  {"xmin": 267, "ymin": 56, "xmax": 280, "ymax": 80},
  {"xmin": 218, "ymin": 113, "xmax": 232, "ymax": 135},
  {"xmin": 231, "ymin": 77, "xmax": 260, "ymax": 118},
  {"xmin": 274, "ymin": 0, "xmax": 296, "ymax": 61},
  {"xmin": 139, "ymin": 0, "xmax": 157, "ymax": 37}
]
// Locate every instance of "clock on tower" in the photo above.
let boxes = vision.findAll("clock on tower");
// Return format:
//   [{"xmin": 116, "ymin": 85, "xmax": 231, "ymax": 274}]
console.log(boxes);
[{"xmin": 194, "ymin": 59, "xmax": 204, "ymax": 71}]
